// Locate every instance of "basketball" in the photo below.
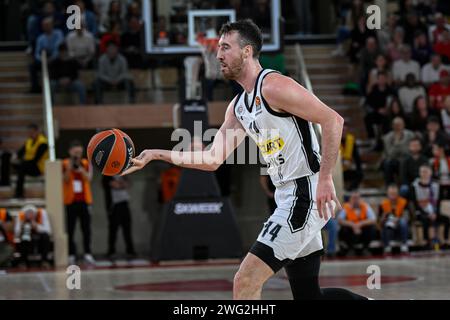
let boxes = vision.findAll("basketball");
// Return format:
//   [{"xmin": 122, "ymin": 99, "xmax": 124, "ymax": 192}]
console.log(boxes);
[{"xmin": 87, "ymin": 128, "xmax": 135, "ymax": 176}]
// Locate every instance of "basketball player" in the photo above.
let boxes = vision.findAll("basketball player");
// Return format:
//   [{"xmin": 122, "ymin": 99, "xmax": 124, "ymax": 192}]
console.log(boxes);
[{"xmin": 122, "ymin": 19, "xmax": 367, "ymax": 300}]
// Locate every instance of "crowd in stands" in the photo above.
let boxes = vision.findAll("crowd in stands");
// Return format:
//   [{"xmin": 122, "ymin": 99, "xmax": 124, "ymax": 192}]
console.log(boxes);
[
  {"xmin": 26, "ymin": 0, "xmax": 144, "ymax": 103},
  {"xmin": 330, "ymin": 0, "xmax": 450, "ymax": 257}
]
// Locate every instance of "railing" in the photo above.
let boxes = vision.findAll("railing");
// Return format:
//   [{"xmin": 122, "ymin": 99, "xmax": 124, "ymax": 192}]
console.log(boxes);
[
  {"xmin": 295, "ymin": 43, "xmax": 322, "ymax": 141},
  {"xmin": 40, "ymin": 50, "xmax": 56, "ymax": 161},
  {"xmin": 41, "ymin": 50, "xmax": 67, "ymax": 267},
  {"xmin": 294, "ymin": 43, "xmax": 344, "ymax": 201}
]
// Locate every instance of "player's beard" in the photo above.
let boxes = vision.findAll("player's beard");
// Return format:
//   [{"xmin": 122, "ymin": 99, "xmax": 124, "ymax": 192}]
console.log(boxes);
[{"xmin": 221, "ymin": 53, "xmax": 244, "ymax": 80}]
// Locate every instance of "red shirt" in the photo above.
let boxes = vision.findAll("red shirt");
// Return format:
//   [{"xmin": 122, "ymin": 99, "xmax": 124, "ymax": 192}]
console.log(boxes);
[
  {"xmin": 433, "ymin": 41, "xmax": 450, "ymax": 59},
  {"xmin": 428, "ymin": 83, "xmax": 450, "ymax": 109},
  {"xmin": 72, "ymin": 171, "xmax": 86, "ymax": 202},
  {"xmin": 99, "ymin": 33, "xmax": 120, "ymax": 53}
]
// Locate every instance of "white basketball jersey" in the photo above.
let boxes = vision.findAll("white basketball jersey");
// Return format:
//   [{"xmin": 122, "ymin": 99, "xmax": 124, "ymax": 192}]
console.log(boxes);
[{"xmin": 234, "ymin": 69, "xmax": 321, "ymax": 187}]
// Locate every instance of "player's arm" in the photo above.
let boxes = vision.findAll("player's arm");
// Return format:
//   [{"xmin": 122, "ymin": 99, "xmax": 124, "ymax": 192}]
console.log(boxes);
[
  {"xmin": 121, "ymin": 97, "xmax": 247, "ymax": 175},
  {"xmin": 262, "ymin": 73, "xmax": 344, "ymax": 219}
]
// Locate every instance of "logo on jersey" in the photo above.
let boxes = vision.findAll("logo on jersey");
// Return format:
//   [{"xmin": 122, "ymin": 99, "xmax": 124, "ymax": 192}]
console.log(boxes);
[
  {"xmin": 255, "ymin": 96, "xmax": 261, "ymax": 112},
  {"xmin": 237, "ymin": 105, "xmax": 244, "ymax": 115},
  {"xmin": 257, "ymin": 136, "xmax": 285, "ymax": 156}
]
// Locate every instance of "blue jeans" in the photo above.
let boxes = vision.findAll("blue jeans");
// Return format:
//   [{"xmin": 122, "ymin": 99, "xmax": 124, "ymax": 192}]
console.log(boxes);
[
  {"xmin": 382, "ymin": 217, "xmax": 409, "ymax": 246},
  {"xmin": 51, "ymin": 79, "xmax": 87, "ymax": 104},
  {"xmin": 324, "ymin": 219, "xmax": 338, "ymax": 254}
]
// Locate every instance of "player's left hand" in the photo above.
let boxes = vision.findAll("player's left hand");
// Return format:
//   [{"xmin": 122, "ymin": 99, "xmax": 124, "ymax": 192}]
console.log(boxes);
[
  {"xmin": 120, "ymin": 149, "xmax": 153, "ymax": 176},
  {"xmin": 316, "ymin": 176, "xmax": 342, "ymax": 220}
]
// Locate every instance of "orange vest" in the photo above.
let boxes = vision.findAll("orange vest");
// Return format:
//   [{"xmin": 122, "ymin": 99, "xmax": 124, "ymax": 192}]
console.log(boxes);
[
  {"xmin": 18, "ymin": 208, "xmax": 43, "ymax": 224},
  {"xmin": 343, "ymin": 202, "xmax": 368, "ymax": 223},
  {"xmin": 0, "ymin": 208, "xmax": 7, "ymax": 222},
  {"xmin": 63, "ymin": 158, "xmax": 93, "ymax": 205},
  {"xmin": 160, "ymin": 167, "xmax": 181, "ymax": 203},
  {"xmin": 0, "ymin": 208, "xmax": 14, "ymax": 244},
  {"xmin": 381, "ymin": 197, "xmax": 407, "ymax": 218}
]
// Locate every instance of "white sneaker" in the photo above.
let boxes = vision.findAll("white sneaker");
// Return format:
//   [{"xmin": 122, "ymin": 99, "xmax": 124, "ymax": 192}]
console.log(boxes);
[
  {"xmin": 84, "ymin": 254, "xmax": 96, "ymax": 265},
  {"xmin": 384, "ymin": 246, "xmax": 392, "ymax": 254},
  {"xmin": 68, "ymin": 255, "xmax": 76, "ymax": 265},
  {"xmin": 400, "ymin": 244, "xmax": 409, "ymax": 253}
]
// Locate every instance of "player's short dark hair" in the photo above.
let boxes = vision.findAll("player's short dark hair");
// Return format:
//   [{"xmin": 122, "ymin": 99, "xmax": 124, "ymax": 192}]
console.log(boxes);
[
  {"xmin": 69, "ymin": 139, "xmax": 83, "ymax": 149},
  {"xmin": 219, "ymin": 19, "xmax": 263, "ymax": 58},
  {"xmin": 27, "ymin": 123, "xmax": 39, "ymax": 131}
]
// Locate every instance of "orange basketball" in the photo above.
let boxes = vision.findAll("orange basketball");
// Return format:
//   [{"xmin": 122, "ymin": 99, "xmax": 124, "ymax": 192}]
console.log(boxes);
[{"xmin": 87, "ymin": 128, "xmax": 135, "ymax": 176}]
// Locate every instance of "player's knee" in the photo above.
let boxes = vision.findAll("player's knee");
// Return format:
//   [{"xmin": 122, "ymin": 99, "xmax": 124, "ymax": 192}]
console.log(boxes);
[{"xmin": 233, "ymin": 270, "xmax": 261, "ymax": 292}]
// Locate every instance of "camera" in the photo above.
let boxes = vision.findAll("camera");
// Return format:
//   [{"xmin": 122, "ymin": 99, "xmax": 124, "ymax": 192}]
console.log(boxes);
[{"xmin": 71, "ymin": 156, "xmax": 81, "ymax": 169}]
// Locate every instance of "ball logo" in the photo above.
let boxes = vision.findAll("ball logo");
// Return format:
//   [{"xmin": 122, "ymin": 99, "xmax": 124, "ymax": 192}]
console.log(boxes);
[
  {"xmin": 95, "ymin": 151, "xmax": 104, "ymax": 166},
  {"xmin": 111, "ymin": 161, "xmax": 120, "ymax": 168},
  {"xmin": 125, "ymin": 147, "xmax": 134, "ymax": 170}
]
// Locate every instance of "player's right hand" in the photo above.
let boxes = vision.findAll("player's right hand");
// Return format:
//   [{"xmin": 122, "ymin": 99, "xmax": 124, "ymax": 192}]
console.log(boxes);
[{"xmin": 120, "ymin": 149, "xmax": 153, "ymax": 176}]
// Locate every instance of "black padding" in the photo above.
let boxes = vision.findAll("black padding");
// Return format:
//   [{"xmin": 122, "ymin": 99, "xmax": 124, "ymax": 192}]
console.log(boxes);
[{"xmin": 249, "ymin": 241, "xmax": 290, "ymax": 273}]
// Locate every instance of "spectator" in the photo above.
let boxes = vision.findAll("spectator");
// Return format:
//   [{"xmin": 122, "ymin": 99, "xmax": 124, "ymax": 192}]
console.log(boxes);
[
  {"xmin": 121, "ymin": 16, "xmax": 144, "ymax": 68},
  {"xmin": 0, "ymin": 137, "xmax": 11, "ymax": 186},
  {"xmin": 377, "ymin": 14, "xmax": 399, "ymax": 53},
  {"xmin": 428, "ymin": 69, "xmax": 450, "ymax": 111},
  {"xmin": 158, "ymin": 165, "xmax": 181, "ymax": 204},
  {"xmin": 252, "ymin": 0, "xmax": 271, "ymax": 33},
  {"xmin": 433, "ymin": 29, "xmax": 450, "ymax": 64},
  {"xmin": 429, "ymin": 12, "xmax": 449, "ymax": 44},
  {"xmin": 431, "ymin": 143, "xmax": 450, "ymax": 193},
  {"xmin": 14, "ymin": 205, "xmax": 52, "ymax": 268},
  {"xmin": 404, "ymin": 13, "xmax": 428, "ymax": 46},
  {"xmin": 386, "ymin": 26, "xmax": 405, "ymax": 62},
  {"xmin": 73, "ymin": 0, "xmax": 98, "ymax": 36},
  {"xmin": 13, "ymin": 124, "xmax": 48, "ymax": 199},
  {"xmin": 366, "ymin": 54, "xmax": 392, "ymax": 94},
  {"xmin": 348, "ymin": 16, "xmax": 376, "ymax": 65},
  {"xmin": 49, "ymin": 44, "xmax": 87, "ymax": 105},
  {"xmin": 411, "ymin": 164, "xmax": 447, "ymax": 249},
  {"xmin": 412, "ymin": 31, "xmax": 433, "ymax": 67},
  {"xmin": 421, "ymin": 54, "xmax": 449, "ymax": 88},
  {"xmin": 102, "ymin": 175, "xmax": 136, "ymax": 260},
  {"xmin": 99, "ymin": 21, "xmax": 121, "ymax": 54},
  {"xmin": 259, "ymin": 175, "xmax": 276, "ymax": 214},
  {"xmin": 0, "ymin": 208, "xmax": 14, "ymax": 267},
  {"xmin": 400, "ymin": 137, "xmax": 429, "ymax": 197},
  {"xmin": 101, "ymin": 0, "xmax": 124, "ymax": 34},
  {"xmin": 442, "ymin": 95, "xmax": 450, "ymax": 135},
  {"xmin": 340, "ymin": 124, "xmax": 363, "ymax": 191},
  {"xmin": 380, "ymin": 184, "xmax": 410, "ymax": 253},
  {"xmin": 392, "ymin": 45, "xmax": 421, "ymax": 87},
  {"xmin": 29, "ymin": 17, "xmax": 64, "ymax": 93},
  {"xmin": 421, "ymin": 116, "xmax": 449, "ymax": 158},
  {"xmin": 359, "ymin": 37, "xmax": 382, "ymax": 95},
  {"xmin": 381, "ymin": 117, "xmax": 415, "ymax": 185},
  {"xmin": 63, "ymin": 140, "xmax": 95, "ymax": 265},
  {"xmin": 94, "ymin": 41, "xmax": 135, "ymax": 104},
  {"xmin": 364, "ymin": 71, "xmax": 394, "ymax": 147},
  {"xmin": 125, "ymin": 1, "xmax": 142, "ymax": 23},
  {"xmin": 26, "ymin": 1, "xmax": 65, "ymax": 53},
  {"xmin": 93, "ymin": 0, "xmax": 111, "ymax": 33},
  {"xmin": 386, "ymin": 96, "xmax": 408, "ymax": 127},
  {"xmin": 66, "ymin": 21, "xmax": 96, "ymax": 69},
  {"xmin": 398, "ymin": 73, "xmax": 427, "ymax": 115},
  {"xmin": 409, "ymin": 96, "xmax": 431, "ymax": 132},
  {"xmin": 0, "ymin": 207, "xmax": 14, "ymax": 245},
  {"xmin": 337, "ymin": 191, "xmax": 377, "ymax": 256}
]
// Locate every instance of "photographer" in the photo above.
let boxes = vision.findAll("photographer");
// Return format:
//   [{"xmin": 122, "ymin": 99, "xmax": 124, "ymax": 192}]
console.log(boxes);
[
  {"xmin": 63, "ymin": 140, "xmax": 95, "ymax": 265},
  {"xmin": 14, "ymin": 205, "xmax": 51, "ymax": 268}
]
